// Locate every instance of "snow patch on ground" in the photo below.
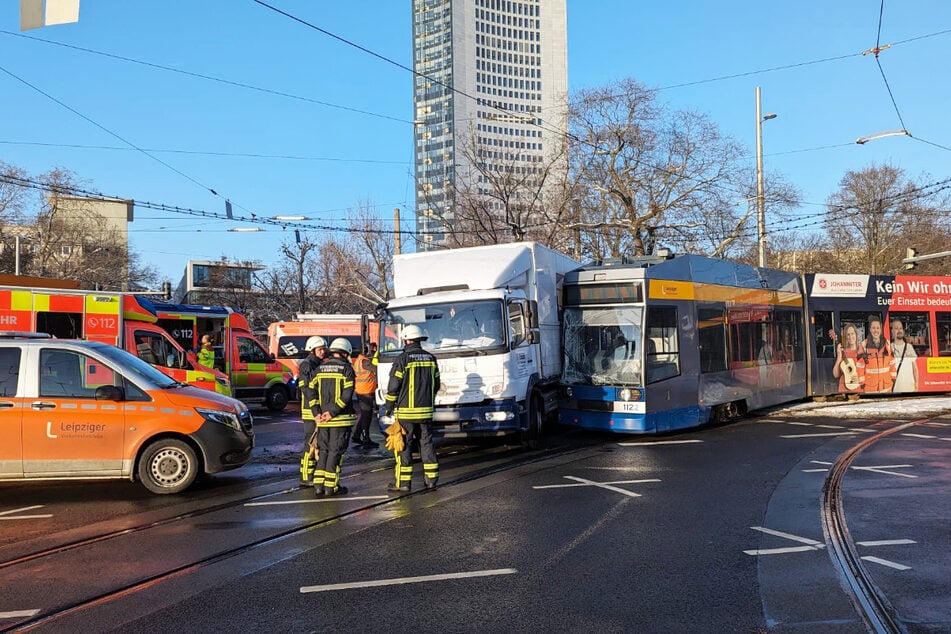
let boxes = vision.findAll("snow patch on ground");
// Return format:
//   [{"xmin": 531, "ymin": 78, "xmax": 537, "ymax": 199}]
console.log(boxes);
[{"xmin": 767, "ymin": 395, "xmax": 951, "ymax": 419}]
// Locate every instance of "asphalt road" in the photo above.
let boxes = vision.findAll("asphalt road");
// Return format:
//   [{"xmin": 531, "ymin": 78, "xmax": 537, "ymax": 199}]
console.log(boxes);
[{"xmin": 1, "ymin": 403, "xmax": 948, "ymax": 633}]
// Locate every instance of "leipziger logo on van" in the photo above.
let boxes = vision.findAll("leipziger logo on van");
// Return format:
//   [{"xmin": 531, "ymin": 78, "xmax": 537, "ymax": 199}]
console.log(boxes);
[{"xmin": 47, "ymin": 421, "xmax": 107, "ymax": 439}]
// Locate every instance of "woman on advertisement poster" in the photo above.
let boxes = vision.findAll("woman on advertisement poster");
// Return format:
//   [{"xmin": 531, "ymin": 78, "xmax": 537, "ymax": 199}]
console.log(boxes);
[
  {"xmin": 830, "ymin": 324, "xmax": 864, "ymax": 393},
  {"xmin": 889, "ymin": 317, "xmax": 919, "ymax": 392}
]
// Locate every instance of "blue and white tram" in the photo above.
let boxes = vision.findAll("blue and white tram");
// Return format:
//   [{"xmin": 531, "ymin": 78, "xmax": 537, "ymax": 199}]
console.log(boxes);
[{"xmin": 559, "ymin": 253, "xmax": 808, "ymax": 433}]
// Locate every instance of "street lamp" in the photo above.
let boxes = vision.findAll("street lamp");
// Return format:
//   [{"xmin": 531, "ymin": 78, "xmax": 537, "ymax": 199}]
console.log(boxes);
[
  {"xmin": 228, "ymin": 227, "xmax": 263, "ymax": 233},
  {"xmin": 855, "ymin": 129, "xmax": 910, "ymax": 144},
  {"xmin": 755, "ymin": 86, "xmax": 777, "ymax": 268}
]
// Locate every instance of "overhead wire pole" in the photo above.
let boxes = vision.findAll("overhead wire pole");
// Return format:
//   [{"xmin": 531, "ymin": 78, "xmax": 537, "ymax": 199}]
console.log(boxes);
[{"xmin": 755, "ymin": 87, "xmax": 776, "ymax": 267}]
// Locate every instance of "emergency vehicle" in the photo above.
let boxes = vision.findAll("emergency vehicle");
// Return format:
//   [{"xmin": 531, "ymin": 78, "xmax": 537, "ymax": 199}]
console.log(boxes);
[
  {"xmin": 150, "ymin": 302, "xmax": 292, "ymax": 411},
  {"xmin": 0, "ymin": 286, "xmax": 230, "ymax": 396},
  {"xmin": 267, "ymin": 314, "xmax": 372, "ymax": 378},
  {"xmin": 0, "ymin": 333, "xmax": 253, "ymax": 494}
]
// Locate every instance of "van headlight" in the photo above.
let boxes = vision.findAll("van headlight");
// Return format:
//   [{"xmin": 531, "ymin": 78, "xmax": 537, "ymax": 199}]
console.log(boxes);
[{"xmin": 196, "ymin": 407, "xmax": 241, "ymax": 431}]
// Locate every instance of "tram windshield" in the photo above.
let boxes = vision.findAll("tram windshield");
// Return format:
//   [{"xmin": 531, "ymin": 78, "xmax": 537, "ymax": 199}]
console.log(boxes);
[
  {"xmin": 563, "ymin": 307, "xmax": 644, "ymax": 387},
  {"xmin": 380, "ymin": 300, "xmax": 507, "ymax": 357}
]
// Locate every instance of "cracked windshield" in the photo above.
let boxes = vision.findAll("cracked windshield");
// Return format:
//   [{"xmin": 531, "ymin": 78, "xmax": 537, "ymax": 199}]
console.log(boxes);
[{"xmin": 563, "ymin": 307, "xmax": 643, "ymax": 386}]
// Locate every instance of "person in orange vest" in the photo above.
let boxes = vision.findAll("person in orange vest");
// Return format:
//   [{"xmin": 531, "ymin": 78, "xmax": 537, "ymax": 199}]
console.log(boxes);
[
  {"xmin": 861, "ymin": 315, "xmax": 895, "ymax": 393},
  {"xmin": 351, "ymin": 345, "xmax": 379, "ymax": 448}
]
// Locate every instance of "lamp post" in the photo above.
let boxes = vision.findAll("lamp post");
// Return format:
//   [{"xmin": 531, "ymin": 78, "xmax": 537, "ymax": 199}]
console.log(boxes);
[{"xmin": 755, "ymin": 86, "xmax": 777, "ymax": 268}]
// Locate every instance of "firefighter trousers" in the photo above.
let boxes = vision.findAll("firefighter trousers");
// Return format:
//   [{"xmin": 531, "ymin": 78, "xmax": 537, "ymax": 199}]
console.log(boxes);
[
  {"xmin": 313, "ymin": 426, "xmax": 352, "ymax": 493},
  {"xmin": 394, "ymin": 420, "xmax": 438, "ymax": 488}
]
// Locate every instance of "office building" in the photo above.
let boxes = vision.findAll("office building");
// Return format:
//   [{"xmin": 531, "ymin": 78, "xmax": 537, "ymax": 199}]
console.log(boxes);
[{"xmin": 412, "ymin": 0, "xmax": 568, "ymax": 249}]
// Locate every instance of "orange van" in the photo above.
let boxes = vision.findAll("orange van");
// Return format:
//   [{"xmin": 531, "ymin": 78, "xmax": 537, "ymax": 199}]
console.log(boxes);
[
  {"xmin": 0, "ymin": 334, "xmax": 253, "ymax": 494},
  {"xmin": 267, "ymin": 315, "xmax": 372, "ymax": 378}
]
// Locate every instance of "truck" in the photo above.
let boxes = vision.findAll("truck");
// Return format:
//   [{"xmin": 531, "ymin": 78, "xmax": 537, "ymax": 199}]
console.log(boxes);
[
  {"xmin": 267, "ymin": 313, "xmax": 372, "ymax": 379},
  {"xmin": 374, "ymin": 242, "xmax": 580, "ymax": 446},
  {"xmin": 0, "ymin": 286, "xmax": 231, "ymax": 396},
  {"xmin": 150, "ymin": 302, "xmax": 292, "ymax": 411}
]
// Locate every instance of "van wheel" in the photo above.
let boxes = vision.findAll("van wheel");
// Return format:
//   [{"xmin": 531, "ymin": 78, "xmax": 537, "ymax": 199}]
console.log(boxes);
[
  {"xmin": 138, "ymin": 439, "xmax": 198, "ymax": 495},
  {"xmin": 520, "ymin": 396, "xmax": 543, "ymax": 450},
  {"xmin": 265, "ymin": 385, "xmax": 290, "ymax": 411}
]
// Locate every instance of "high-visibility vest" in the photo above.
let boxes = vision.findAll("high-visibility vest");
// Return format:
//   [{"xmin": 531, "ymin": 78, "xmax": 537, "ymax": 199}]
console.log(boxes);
[{"xmin": 353, "ymin": 354, "xmax": 377, "ymax": 395}]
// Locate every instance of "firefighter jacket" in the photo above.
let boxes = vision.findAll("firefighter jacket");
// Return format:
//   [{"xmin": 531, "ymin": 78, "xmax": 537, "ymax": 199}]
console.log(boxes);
[
  {"xmin": 309, "ymin": 354, "xmax": 357, "ymax": 427},
  {"xmin": 353, "ymin": 353, "xmax": 377, "ymax": 396},
  {"xmin": 384, "ymin": 341, "xmax": 440, "ymax": 422},
  {"xmin": 298, "ymin": 352, "xmax": 322, "ymax": 421}
]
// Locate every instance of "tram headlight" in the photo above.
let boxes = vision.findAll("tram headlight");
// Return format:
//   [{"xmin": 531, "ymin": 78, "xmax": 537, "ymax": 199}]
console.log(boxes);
[{"xmin": 617, "ymin": 388, "xmax": 634, "ymax": 402}]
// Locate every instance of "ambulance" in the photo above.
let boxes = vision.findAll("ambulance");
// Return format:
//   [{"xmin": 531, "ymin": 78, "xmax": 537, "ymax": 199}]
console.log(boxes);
[
  {"xmin": 0, "ymin": 286, "xmax": 231, "ymax": 396},
  {"xmin": 0, "ymin": 334, "xmax": 253, "ymax": 494},
  {"xmin": 151, "ymin": 302, "xmax": 292, "ymax": 411},
  {"xmin": 267, "ymin": 314, "xmax": 371, "ymax": 378}
]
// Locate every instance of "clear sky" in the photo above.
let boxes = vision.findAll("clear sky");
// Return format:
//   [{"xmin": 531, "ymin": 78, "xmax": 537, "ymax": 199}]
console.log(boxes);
[{"xmin": 1, "ymin": 1, "xmax": 948, "ymax": 285}]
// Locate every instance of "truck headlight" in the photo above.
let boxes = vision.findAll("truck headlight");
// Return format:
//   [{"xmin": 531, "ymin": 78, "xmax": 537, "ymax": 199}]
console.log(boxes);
[
  {"xmin": 485, "ymin": 411, "xmax": 514, "ymax": 422},
  {"xmin": 196, "ymin": 407, "xmax": 241, "ymax": 431}
]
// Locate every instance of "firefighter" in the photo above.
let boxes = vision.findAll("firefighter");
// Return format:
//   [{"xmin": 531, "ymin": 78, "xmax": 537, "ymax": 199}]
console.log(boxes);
[
  {"xmin": 297, "ymin": 335, "xmax": 327, "ymax": 487},
  {"xmin": 351, "ymin": 345, "xmax": 379, "ymax": 448},
  {"xmin": 310, "ymin": 338, "xmax": 357, "ymax": 497},
  {"xmin": 382, "ymin": 324, "xmax": 441, "ymax": 493},
  {"xmin": 197, "ymin": 334, "xmax": 216, "ymax": 369}
]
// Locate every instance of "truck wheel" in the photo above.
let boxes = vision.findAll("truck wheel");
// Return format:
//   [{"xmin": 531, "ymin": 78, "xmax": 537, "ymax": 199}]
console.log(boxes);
[
  {"xmin": 138, "ymin": 439, "xmax": 198, "ymax": 495},
  {"xmin": 266, "ymin": 385, "xmax": 290, "ymax": 411},
  {"xmin": 521, "ymin": 395, "xmax": 544, "ymax": 449}
]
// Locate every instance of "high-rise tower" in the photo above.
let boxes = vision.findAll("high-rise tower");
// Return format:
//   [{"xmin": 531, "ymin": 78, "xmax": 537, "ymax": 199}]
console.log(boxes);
[{"xmin": 412, "ymin": 0, "xmax": 568, "ymax": 249}]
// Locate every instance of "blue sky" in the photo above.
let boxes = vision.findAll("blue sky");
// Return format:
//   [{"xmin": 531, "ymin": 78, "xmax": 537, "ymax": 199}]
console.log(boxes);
[{"xmin": 1, "ymin": 1, "xmax": 948, "ymax": 284}]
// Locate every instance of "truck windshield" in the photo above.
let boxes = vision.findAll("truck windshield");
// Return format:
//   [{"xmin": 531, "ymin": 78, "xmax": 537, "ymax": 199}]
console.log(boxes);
[
  {"xmin": 562, "ymin": 306, "xmax": 644, "ymax": 387},
  {"xmin": 93, "ymin": 343, "xmax": 180, "ymax": 388},
  {"xmin": 380, "ymin": 300, "xmax": 507, "ymax": 357}
]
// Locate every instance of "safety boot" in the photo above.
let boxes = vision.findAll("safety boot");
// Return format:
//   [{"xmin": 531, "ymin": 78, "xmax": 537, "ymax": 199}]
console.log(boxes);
[{"xmin": 387, "ymin": 484, "xmax": 411, "ymax": 494}]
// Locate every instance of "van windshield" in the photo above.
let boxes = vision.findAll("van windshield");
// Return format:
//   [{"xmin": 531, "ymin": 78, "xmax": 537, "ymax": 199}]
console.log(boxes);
[{"xmin": 93, "ymin": 343, "xmax": 179, "ymax": 387}]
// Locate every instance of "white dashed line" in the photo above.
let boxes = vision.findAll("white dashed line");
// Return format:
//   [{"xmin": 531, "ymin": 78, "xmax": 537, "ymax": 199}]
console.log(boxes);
[
  {"xmin": 861, "ymin": 556, "xmax": 911, "ymax": 571},
  {"xmin": 300, "ymin": 568, "xmax": 517, "ymax": 593}
]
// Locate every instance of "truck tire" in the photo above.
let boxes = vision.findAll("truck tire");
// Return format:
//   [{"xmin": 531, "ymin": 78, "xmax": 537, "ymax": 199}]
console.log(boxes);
[
  {"xmin": 138, "ymin": 439, "xmax": 198, "ymax": 495},
  {"xmin": 265, "ymin": 384, "xmax": 290, "ymax": 411},
  {"xmin": 520, "ymin": 395, "xmax": 544, "ymax": 449}
]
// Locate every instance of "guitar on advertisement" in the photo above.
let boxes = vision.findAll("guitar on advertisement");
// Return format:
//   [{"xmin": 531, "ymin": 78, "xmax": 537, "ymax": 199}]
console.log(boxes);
[{"xmin": 830, "ymin": 328, "xmax": 861, "ymax": 391}]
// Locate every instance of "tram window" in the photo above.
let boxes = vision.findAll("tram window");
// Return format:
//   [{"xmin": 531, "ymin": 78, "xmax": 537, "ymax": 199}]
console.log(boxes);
[
  {"xmin": 774, "ymin": 310, "xmax": 803, "ymax": 362},
  {"xmin": 938, "ymin": 313, "xmax": 951, "ymax": 357},
  {"xmin": 698, "ymin": 305, "xmax": 727, "ymax": 373},
  {"xmin": 645, "ymin": 306, "xmax": 680, "ymax": 383},
  {"xmin": 813, "ymin": 311, "xmax": 835, "ymax": 358},
  {"xmin": 888, "ymin": 312, "xmax": 930, "ymax": 357}
]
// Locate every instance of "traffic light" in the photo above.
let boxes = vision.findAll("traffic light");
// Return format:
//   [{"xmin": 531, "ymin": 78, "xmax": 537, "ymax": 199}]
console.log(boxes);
[
  {"xmin": 161, "ymin": 281, "xmax": 172, "ymax": 300},
  {"xmin": 905, "ymin": 247, "xmax": 917, "ymax": 270}
]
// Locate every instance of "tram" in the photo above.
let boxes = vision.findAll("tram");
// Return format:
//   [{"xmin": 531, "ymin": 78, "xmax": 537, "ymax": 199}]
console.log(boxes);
[
  {"xmin": 559, "ymin": 253, "xmax": 951, "ymax": 434},
  {"xmin": 559, "ymin": 252, "xmax": 807, "ymax": 433}
]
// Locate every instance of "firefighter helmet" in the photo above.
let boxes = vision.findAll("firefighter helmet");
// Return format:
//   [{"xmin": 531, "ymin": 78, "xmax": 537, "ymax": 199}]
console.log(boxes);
[
  {"xmin": 401, "ymin": 324, "xmax": 427, "ymax": 341},
  {"xmin": 304, "ymin": 336, "xmax": 327, "ymax": 351},
  {"xmin": 329, "ymin": 338, "xmax": 352, "ymax": 354}
]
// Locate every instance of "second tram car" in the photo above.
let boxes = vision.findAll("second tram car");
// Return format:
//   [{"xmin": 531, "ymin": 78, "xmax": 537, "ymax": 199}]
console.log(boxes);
[{"xmin": 559, "ymin": 253, "xmax": 807, "ymax": 433}]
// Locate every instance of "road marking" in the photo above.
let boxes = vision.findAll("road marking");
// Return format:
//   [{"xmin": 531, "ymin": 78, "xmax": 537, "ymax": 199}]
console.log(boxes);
[
  {"xmin": 856, "ymin": 539, "xmax": 916, "ymax": 547},
  {"xmin": 618, "ymin": 439, "xmax": 703, "ymax": 446},
  {"xmin": 533, "ymin": 476, "xmax": 660, "ymax": 498},
  {"xmin": 245, "ymin": 496, "xmax": 389, "ymax": 507},
  {"xmin": 750, "ymin": 526, "xmax": 824, "ymax": 546},
  {"xmin": 0, "ymin": 610, "xmax": 40, "ymax": 619},
  {"xmin": 902, "ymin": 432, "xmax": 951, "ymax": 442},
  {"xmin": 745, "ymin": 545, "xmax": 823, "ymax": 555},
  {"xmin": 0, "ymin": 505, "xmax": 52, "ymax": 520},
  {"xmin": 861, "ymin": 556, "xmax": 911, "ymax": 571},
  {"xmin": 802, "ymin": 461, "xmax": 916, "ymax": 478},
  {"xmin": 782, "ymin": 430, "xmax": 859, "ymax": 439},
  {"xmin": 300, "ymin": 568, "xmax": 517, "ymax": 593}
]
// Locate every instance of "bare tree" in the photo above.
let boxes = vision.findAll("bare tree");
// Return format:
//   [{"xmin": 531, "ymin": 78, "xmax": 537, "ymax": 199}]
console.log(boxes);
[
  {"xmin": 569, "ymin": 78, "xmax": 757, "ymax": 261},
  {"xmin": 824, "ymin": 164, "xmax": 951, "ymax": 275},
  {"xmin": 429, "ymin": 124, "xmax": 575, "ymax": 252}
]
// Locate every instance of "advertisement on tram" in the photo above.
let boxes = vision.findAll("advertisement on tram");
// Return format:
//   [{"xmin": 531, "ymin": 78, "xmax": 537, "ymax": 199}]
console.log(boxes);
[{"xmin": 806, "ymin": 273, "xmax": 951, "ymax": 396}]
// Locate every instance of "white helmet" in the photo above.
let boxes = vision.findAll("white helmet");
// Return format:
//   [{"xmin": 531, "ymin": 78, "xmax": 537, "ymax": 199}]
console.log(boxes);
[
  {"xmin": 329, "ymin": 337, "xmax": 352, "ymax": 354},
  {"xmin": 402, "ymin": 324, "xmax": 427, "ymax": 341},
  {"xmin": 304, "ymin": 335, "xmax": 326, "ymax": 351}
]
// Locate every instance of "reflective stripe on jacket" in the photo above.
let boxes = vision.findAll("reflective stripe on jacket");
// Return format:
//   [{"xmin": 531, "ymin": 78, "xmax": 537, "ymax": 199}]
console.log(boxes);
[
  {"xmin": 310, "ymin": 355, "xmax": 356, "ymax": 427},
  {"xmin": 298, "ymin": 353, "xmax": 321, "ymax": 421},
  {"xmin": 385, "ymin": 341, "xmax": 440, "ymax": 421}
]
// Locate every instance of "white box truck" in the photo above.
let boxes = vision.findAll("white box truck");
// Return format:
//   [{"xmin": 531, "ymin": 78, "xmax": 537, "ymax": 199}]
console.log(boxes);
[{"xmin": 374, "ymin": 242, "xmax": 579, "ymax": 446}]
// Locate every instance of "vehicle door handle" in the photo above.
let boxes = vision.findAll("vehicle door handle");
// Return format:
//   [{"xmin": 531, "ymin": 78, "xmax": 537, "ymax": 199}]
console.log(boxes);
[
  {"xmin": 0, "ymin": 401, "xmax": 14, "ymax": 409},
  {"xmin": 31, "ymin": 401, "xmax": 57, "ymax": 410}
]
